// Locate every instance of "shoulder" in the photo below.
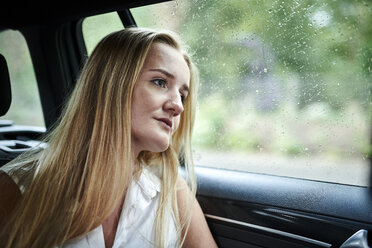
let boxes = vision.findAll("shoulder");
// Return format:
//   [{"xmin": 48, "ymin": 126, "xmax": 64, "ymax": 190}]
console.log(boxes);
[
  {"xmin": 0, "ymin": 171, "xmax": 21, "ymax": 223},
  {"xmin": 176, "ymin": 174, "xmax": 188, "ymax": 191},
  {"xmin": 176, "ymin": 174, "xmax": 218, "ymax": 248},
  {"xmin": 176, "ymin": 175, "xmax": 193, "ymax": 214},
  {"xmin": 176, "ymin": 174, "xmax": 193, "ymax": 222}
]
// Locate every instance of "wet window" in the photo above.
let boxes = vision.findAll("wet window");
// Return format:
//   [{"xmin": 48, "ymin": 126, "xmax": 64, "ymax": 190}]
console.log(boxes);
[
  {"xmin": 132, "ymin": 0, "xmax": 371, "ymax": 186},
  {"xmin": 0, "ymin": 30, "xmax": 44, "ymax": 126},
  {"xmin": 82, "ymin": 12, "xmax": 123, "ymax": 55}
]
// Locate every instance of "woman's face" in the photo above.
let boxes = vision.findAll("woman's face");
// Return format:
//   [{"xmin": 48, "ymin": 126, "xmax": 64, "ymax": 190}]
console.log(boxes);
[{"xmin": 131, "ymin": 42, "xmax": 190, "ymax": 156}]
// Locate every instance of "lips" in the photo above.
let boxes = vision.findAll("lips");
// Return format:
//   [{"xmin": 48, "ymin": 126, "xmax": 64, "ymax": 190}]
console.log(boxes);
[{"xmin": 156, "ymin": 118, "xmax": 172, "ymax": 128}]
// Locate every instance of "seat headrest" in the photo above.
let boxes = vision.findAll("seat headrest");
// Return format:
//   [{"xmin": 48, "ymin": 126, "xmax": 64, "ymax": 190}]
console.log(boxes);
[{"xmin": 0, "ymin": 54, "xmax": 11, "ymax": 116}]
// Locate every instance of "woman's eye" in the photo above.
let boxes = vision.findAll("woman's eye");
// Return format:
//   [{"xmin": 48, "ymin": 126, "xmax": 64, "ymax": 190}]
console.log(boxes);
[
  {"xmin": 180, "ymin": 94, "xmax": 185, "ymax": 104},
  {"xmin": 151, "ymin": 78, "xmax": 167, "ymax": 88}
]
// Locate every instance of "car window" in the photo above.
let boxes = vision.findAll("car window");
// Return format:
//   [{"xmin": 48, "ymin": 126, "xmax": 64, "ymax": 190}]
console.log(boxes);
[
  {"xmin": 0, "ymin": 30, "xmax": 44, "ymax": 127},
  {"xmin": 82, "ymin": 12, "xmax": 124, "ymax": 55},
  {"xmin": 131, "ymin": 0, "xmax": 371, "ymax": 186}
]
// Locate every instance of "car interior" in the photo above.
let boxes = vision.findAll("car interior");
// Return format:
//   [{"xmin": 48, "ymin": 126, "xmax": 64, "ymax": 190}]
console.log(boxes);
[{"xmin": 0, "ymin": 1, "xmax": 371, "ymax": 247}]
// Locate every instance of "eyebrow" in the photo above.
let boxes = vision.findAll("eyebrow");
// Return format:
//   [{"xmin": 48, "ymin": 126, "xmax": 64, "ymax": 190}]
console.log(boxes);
[{"xmin": 149, "ymin": 68, "xmax": 190, "ymax": 94}]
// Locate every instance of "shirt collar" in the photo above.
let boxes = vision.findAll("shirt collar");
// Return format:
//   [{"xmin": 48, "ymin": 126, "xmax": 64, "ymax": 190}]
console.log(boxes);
[{"xmin": 135, "ymin": 167, "xmax": 161, "ymax": 200}]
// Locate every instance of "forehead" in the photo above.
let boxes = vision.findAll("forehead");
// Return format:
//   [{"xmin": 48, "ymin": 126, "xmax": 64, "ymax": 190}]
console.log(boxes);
[{"xmin": 142, "ymin": 42, "xmax": 190, "ymax": 86}]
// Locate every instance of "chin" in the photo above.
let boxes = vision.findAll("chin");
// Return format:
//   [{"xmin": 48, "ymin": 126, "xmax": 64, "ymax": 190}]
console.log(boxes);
[
  {"xmin": 156, "ymin": 143, "xmax": 170, "ymax": 153},
  {"xmin": 148, "ymin": 138, "xmax": 170, "ymax": 153}
]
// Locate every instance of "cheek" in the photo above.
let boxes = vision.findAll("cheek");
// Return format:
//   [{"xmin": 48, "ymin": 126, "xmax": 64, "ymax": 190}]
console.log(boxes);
[
  {"xmin": 130, "ymin": 98, "xmax": 142, "ymax": 126},
  {"xmin": 131, "ymin": 88, "xmax": 153, "ymax": 117}
]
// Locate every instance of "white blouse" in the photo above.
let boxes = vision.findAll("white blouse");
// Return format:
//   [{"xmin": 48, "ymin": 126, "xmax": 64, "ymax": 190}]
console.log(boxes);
[{"xmin": 1, "ymin": 164, "xmax": 178, "ymax": 248}]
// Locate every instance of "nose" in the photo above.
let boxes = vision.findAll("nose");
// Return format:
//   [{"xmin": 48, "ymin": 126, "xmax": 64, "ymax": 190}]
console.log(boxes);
[{"xmin": 164, "ymin": 94, "xmax": 184, "ymax": 116}]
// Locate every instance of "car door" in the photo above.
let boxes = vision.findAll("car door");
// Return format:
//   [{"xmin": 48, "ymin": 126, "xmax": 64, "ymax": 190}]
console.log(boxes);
[{"xmin": 1, "ymin": 1, "xmax": 371, "ymax": 247}]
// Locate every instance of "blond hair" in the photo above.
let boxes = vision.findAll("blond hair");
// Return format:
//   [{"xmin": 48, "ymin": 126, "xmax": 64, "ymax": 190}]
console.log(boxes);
[{"xmin": 0, "ymin": 28, "xmax": 198, "ymax": 248}]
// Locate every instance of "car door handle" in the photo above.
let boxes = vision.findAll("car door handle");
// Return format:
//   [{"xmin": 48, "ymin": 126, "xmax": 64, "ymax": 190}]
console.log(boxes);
[{"xmin": 340, "ymin": 229, "xmax": 370, "ymax": 248}]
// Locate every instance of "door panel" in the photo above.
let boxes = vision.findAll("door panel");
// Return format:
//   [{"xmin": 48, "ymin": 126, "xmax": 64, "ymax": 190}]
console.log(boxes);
[
  {"xmin": 194, "ymin": 166, "xmax": 372, "ymax": 247},
  {"xmin": 206, "ymin": 214, "xmax": 331, "ymax": 248}
]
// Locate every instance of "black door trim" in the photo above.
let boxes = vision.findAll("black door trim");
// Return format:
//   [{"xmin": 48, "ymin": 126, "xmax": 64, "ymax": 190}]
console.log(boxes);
[{"xmin": 205, "ymin": 214, "xmax": 331, "ymax": 247}]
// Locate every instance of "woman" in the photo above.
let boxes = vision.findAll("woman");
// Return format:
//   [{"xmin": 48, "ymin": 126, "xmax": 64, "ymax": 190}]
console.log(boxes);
[{"xmin": 0, "ymin": 28, "xmax": 217, "ymax": 248}]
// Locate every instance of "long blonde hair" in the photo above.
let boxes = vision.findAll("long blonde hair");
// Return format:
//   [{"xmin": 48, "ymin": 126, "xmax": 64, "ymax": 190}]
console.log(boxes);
[{"xmin": 0, "ymin": 28, "xmax": 198, "ymax": 248}]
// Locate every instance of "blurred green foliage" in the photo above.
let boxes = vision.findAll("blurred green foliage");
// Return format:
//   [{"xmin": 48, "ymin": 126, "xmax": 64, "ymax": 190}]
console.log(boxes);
[{"xmin": 182, "ymin": 0, "xmax": 371, "ymax": 108}]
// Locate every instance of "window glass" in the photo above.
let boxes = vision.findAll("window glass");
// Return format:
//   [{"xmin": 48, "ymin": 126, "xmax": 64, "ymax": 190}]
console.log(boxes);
[
  {"xmin": 131, "ymin": 1, "xmax": 371, "ymax": 186},
  {"xmin": 82, "ymin": 12, "xmax": 124, "ymax": 55},
  {"xmin": 0, "ymin": 30, "xmax": 44, "ymax": 126},
  {"xmin": 131, "ymin": 0, "xmax": 372, "ymax": 186}
]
